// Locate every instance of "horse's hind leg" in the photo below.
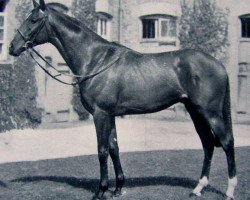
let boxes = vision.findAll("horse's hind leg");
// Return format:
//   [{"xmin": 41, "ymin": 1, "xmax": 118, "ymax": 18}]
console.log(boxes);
[
  {"xmin": 206, "ymin": 112, "xmax": 237, "ymax": 199},
  {"xmin": 109, "ymin": 117, "xmax": 125, "ymax": 196},
  {"xmin": 185, "ymin": 105, "xmax": 214, "ymax": 196}
]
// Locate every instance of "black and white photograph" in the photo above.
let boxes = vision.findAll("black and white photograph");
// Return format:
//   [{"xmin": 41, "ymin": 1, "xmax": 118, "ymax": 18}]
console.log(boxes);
[{"xmin": 0, "ymin": 0, "xmax": 249, "ymax": 199}]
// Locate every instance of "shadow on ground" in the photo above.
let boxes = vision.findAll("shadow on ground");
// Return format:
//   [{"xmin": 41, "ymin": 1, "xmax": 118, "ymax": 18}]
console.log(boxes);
[{"xmin": 11, "ymin": 175, "xmax": 225, "ymax": 197}]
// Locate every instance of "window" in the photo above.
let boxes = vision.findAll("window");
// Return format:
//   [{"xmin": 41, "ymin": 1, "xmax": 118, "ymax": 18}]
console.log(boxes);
[
  {"xmin": 97, "ymin": 13, "xmax": 112, "ymax": 41},
  {"xmin": 98, "ymin": 18, "xmax": 107, "ymax": 36},
  {"xmin": 160, "ymin": 18, "xmax": 176, "ymax": 38},
  {"xmin": 142, "ymin": 19, "xmax": 156, "ymax": 39},
  {"xmin": 240, "ymin": 16, "xmax": 250, "ymax": 38},
  {"xmin": 0, "ymin": 4, "xmax": 7, "ymax": 60},
  {"xmin": 141, "ymin": 15, "xmax": 177, "ymax": 42}
]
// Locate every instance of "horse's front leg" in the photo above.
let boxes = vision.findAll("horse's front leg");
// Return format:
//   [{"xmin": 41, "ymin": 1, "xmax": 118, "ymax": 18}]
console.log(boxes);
[
  {"xmin": 109, "ymin": 117, "xmax": 125, "ymax": 196},
  {"xmin": 93, "ymin": 110, "xmax": 112, "ymax": 199}
]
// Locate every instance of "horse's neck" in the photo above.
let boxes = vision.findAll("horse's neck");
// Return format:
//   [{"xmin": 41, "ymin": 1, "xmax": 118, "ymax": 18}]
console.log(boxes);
[{"xmin": 48, "ymin": 11, "xmax": 97, "ymax": 76}]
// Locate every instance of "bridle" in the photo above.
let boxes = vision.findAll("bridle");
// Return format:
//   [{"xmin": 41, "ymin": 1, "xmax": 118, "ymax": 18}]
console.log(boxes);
[
  {"xmin": 17, "ymin": 13, "xmax": 48, "ymax": 50},
  {"xmin": 16, "ymin": 11, "xmax": 119, "ymax": 86}
]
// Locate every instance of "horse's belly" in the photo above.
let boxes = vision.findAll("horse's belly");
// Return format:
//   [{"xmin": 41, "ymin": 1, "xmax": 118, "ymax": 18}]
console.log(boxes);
[{"xmin": 115, "ymin": 85, "xmax": 182, "ymax": 115}]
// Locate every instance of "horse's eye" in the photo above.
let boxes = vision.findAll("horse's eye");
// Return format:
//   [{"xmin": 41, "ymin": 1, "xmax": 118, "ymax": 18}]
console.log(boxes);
[
  {"xmin": 31, "ymin": 18, "xmax": 38, "ymax": 23},
  {"xmin": 27, "ymin": 24, "xmax": 33, "ymax": 31}
]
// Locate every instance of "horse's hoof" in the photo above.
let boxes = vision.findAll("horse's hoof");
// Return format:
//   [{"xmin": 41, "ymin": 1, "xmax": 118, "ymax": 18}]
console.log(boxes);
[
  {"xmin": 113, "ymin": 188, "xmax": 122, "ymax": 197},
  {"xmin": 92, "ymin": 190, "xmax": 104, "ymax": 200},
  {"xmin": 190, "ymin": 192, "xmax": 201, "ymax": 197},
  {"xmin": 112, "ymin": 189, "xmax": 126, "ymax": 198},
  {"xmin": 91, "ymin": 195, "xmax": 100, "ymax": 200},
  {"xmin": 91, "ymin": 195, "xmax": 102, "ymax": 200}
]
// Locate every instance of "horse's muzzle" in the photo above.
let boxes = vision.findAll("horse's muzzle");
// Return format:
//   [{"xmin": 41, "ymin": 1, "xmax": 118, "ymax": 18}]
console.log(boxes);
[
  {"xmin": 9, "ymin": 42, "xmax": 20, "ymax": 57},
  {"xmin": 9, "ymin": 42, "xmax": 15, "ymax": 56}
]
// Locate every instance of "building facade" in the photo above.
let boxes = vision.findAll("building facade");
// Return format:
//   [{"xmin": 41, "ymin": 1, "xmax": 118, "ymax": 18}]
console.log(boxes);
[
  {"xmin": 224, "ymin": 1, "xmax": 250, "ymax": 122},
  {"xmin": 96, "ymin": 0, "xmax": 181, "ymax": 54},
  {"xmin": 2, "ymin": 0, "xmax": 250, "ymax": 122}
]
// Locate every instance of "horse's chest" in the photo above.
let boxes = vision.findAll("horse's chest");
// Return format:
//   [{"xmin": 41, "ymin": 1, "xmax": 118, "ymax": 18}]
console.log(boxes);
[{"xmin": 79, "ymin": 81, "xmax": 119, "ymax": 114}]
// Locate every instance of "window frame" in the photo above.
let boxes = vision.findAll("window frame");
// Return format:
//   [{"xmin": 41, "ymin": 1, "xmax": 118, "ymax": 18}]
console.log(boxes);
[
  {"xmin": 0, "ymin": 8, "xmax": 7, "ymax": 61},
  {"xmin": 140, "ymin": 15, "xmax": 177, "ymax": 43},
  {"xmin": 97, "ymin": 12, "xmax": 112, "ymax": 41},
  {"xmin": 240, "ymin": 15, "xmax": 250, "ymax": 39}
]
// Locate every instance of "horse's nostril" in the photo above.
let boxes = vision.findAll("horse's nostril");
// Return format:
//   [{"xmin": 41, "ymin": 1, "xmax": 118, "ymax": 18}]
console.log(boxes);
[
  {"xmin": 9, "ymin": 43, "xmax": 14, "ymax": 52},
  {"xmin": 9, "ymin": 43, "xmax": 17, "ymax": 56}
]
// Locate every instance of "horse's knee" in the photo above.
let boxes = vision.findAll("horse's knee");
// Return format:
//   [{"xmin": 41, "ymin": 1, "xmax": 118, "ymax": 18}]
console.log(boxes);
[
  {"xmin": 222, "ymin": 136, "xmax": 234, "ymax": 152},
  {"xmin": 98, "ymin": 147, "xmax": 109, "ymax": 162}
]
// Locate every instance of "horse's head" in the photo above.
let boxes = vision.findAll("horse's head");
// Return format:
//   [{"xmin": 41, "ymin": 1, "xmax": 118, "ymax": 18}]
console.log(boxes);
[{"xmin": 9, "ymin": 0, "xmax": 49, "ymax": 56}]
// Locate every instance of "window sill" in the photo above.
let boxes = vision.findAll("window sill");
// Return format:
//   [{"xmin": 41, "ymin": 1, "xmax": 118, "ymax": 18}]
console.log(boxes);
[
  {"xmin": 140, "ymin": 39, "xmax": 158, "ymax": 43},
  {"xmin": 159, "ymin": 41, "xmax": 176, "ymax": 46},
  {"xmin": 140, "ymin": 39, "xmax": 176, "ymax": 46},
  {"xmin": 240, "ymin": 37, "xmax": 250, "ymax": 42}
]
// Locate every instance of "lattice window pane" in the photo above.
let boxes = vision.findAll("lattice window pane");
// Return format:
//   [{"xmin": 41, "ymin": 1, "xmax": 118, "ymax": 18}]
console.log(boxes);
[
  {"xmin": 241, "ymin": 17, "xmax": 250, "ymax": 38},
  {"xmin": 161, "ymin": 20, "xmax": 168, "ymax": 37},
  {"xmin": 142, "ymin": 19, "xmax": 155, "ymax": 39},
  {"xmin": 169, "ymin": 19, "xmax": 177, "ymax": 37},
  {"xmin": 0, "ymin": 43, "xmax": 3, "ymax": 54},
  {"xmin": 0, "ymin": 16, "xmax": 3, "ymax": 27},
  {"xmin": 0, "ymin": 29, "xmax": 4, "ymax": 40}
]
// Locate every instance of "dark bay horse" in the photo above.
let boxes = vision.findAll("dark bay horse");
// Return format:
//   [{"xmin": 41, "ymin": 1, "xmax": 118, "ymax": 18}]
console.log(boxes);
[{"xmin": 9, "ymin": 0, "xmax": 237, "ymax": 199}]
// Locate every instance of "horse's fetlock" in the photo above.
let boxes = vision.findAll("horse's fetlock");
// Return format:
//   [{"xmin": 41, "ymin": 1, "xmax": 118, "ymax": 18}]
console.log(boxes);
[
  {"xmin": 100, "ymin": 181, "xmax": 109, "ymax": 191},
  {"xmin": 117, "ymin": 174, "xmax": 125, "ymax": 184},
  {"xmin": 199, "ymin": 176, "xmax": 208, "ymax": 186},
  {"xmin": 228, "ymin": 177, "xmax": 237, "ymax": 187}
]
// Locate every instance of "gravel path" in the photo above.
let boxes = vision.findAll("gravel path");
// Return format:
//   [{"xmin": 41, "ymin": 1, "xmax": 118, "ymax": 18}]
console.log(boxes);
[{"xmin": 0, "ymin": 118, "xmax": 249, "ymax": 163}]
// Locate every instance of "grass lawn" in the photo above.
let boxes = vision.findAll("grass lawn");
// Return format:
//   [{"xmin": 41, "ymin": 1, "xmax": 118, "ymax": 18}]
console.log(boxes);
[{"xmin": 0, "ymin": 147, "xmax": 249, "ymax": 200}]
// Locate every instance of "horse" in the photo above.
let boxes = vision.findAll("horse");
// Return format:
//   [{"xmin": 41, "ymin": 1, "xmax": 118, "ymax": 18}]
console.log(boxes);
[{"xmin": 9, "ymin": 0, "xmax": 237, "ymax": 199}]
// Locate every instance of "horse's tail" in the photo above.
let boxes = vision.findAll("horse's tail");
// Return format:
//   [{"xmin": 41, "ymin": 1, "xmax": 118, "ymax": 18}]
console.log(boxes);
[{"xmin": 222, "ymin": 76, "xmax": 233, "ymax": 136}]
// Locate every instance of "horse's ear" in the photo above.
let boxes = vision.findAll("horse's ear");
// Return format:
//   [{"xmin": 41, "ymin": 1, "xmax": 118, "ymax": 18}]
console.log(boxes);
[
  {"xmin": 32, "ymin": 0, "xmax": 39, "ymax": 8},
  {"xmin": 39, "ymin": 0, "xmax": 46, "ymax": 11}
]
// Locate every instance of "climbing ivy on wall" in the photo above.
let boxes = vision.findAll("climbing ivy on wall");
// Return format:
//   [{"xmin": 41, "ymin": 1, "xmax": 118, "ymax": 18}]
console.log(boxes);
[
  {"xmin": 179, "ymin": 0, "xmax": 229, "ymax": 64},
  {"xmin": 0, "ymin": 0, "xmax": 42, "ymax": 132},
  {"xmin": 71, "ymin": 0, "xmax": 96, "ymax": 120}
]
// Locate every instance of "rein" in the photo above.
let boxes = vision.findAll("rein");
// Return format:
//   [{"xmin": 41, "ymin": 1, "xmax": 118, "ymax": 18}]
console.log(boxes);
[
  {"xmin": 17, "ymin": 15, "xmax": 120, "ymax": 86},
  {"xmin": 28, "ymin": 48, "xmax": 120, "ymax": 86},
  {"xmin": 28, "ymin": 48, "xmax": 80, "ymax": 86}
]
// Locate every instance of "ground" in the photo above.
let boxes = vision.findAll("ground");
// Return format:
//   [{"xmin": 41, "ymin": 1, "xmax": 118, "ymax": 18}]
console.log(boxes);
[{"xmin": 0, "ymin": 118, "xmax": 249, "ymax": 199}]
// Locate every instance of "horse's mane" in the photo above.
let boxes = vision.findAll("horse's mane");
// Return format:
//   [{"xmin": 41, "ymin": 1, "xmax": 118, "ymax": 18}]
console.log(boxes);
[
  {"xmin": 46, "ymin": 3, "xmax": 132, "ymax": 51},
  {"xmin": 46, "ymin": 3, "xmax": 96, "ymax": 36}
]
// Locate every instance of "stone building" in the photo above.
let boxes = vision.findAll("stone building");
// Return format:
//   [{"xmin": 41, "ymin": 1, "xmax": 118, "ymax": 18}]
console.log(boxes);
[{"xmin": 2, "ymin": 0, "xmax": 250, "ymax": 122}]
